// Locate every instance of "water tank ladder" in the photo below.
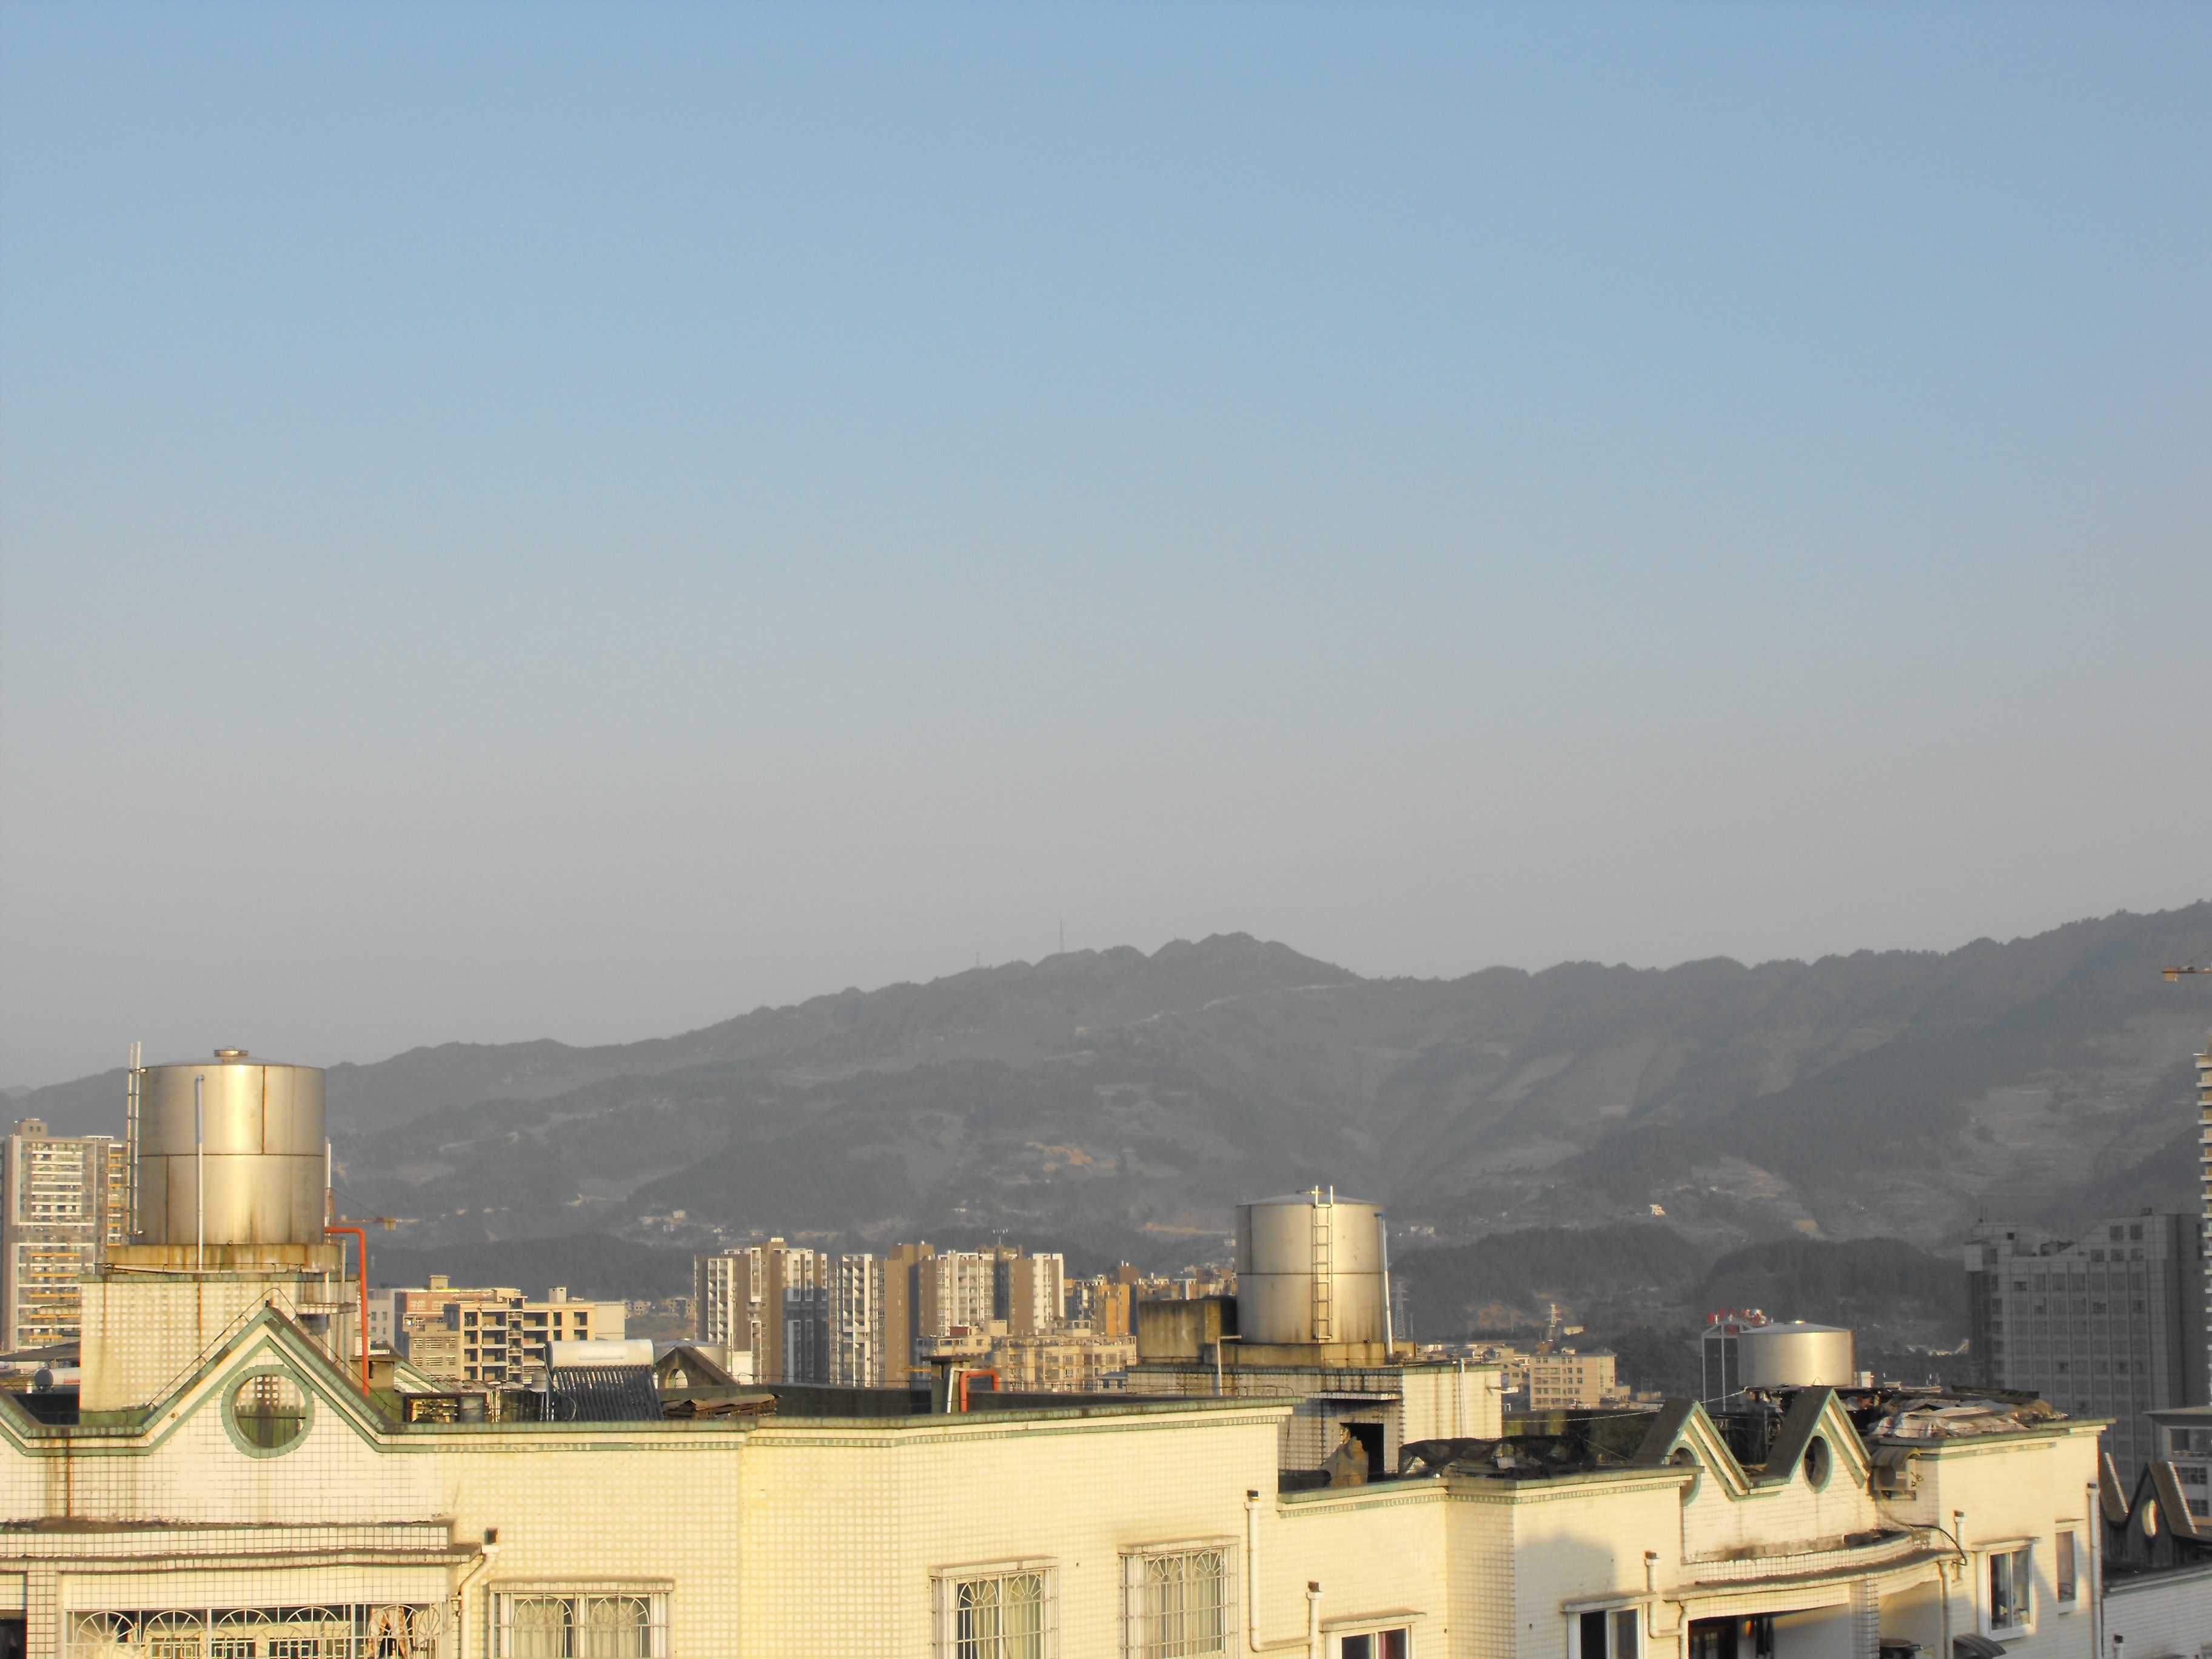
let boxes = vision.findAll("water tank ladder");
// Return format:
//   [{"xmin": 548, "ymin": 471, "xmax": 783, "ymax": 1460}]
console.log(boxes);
[{"xmin": 1310, "ymin": 1185, "xmax": 1333, "ymax": 1342}]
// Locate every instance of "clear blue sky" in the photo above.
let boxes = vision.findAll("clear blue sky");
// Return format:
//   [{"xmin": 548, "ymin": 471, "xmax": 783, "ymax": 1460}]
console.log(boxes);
[{"xmin": 2, "ymin": 2, "xmax": 2205, "ymax": 1087}]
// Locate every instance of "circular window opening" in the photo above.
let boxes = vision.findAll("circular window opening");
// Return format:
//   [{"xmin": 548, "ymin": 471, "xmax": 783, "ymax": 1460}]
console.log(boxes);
[
  {"xmin": 1670, "ymin": 1446, "xmax": 1703, "ymax": 1503},
  {"xmin": 1803, "ymin": 1436, "xmax": 1832, "ymax": 1489},
  {"xmin": 232, "ymin": 1373, "xmax": 307, "ymax": 1451}
]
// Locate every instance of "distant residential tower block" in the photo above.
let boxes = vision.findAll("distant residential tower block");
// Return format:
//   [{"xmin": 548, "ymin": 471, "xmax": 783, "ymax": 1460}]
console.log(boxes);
[
  {"xmin": 0, "ymin": 1118, "xmax": 127, "ymax": 1352},
  {"xmin": 1966, "ymin": 1212, "xmax": 2208, "ymax": 1487}
]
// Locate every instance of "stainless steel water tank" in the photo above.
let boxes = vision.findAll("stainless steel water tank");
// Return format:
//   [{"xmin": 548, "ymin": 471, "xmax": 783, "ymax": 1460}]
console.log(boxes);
[
  {"xmin": 1738, "ymin": 1321, "xmax": 1855, "ymax": 1389},
  {"xmin": 137, "ymin": 1050, "xmax": 325, "ymax": 1247},
  {"xmin": 1235, "ymin": 1188, "xmax": 1388, "ymax": 1345}
]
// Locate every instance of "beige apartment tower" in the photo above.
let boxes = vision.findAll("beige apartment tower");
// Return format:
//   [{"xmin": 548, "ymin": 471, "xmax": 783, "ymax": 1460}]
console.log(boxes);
[
  {"xmin": 2200, "ymin": 1028, "xmax": 2211, "ymax": 1389},
  {"xmin": 0, "ymin": 1118, "xmax": 127, "ymax": 1352}
]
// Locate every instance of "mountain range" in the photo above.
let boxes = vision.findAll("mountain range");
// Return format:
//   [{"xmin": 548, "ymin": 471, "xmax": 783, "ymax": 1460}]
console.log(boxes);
[{"xmin": 14, "ymin": 903, "xmax": 2210, "ymax": 1274}]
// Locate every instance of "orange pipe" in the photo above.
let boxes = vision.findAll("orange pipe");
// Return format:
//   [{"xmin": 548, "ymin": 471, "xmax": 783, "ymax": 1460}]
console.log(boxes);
[{"xmin": 324, "ymin": 1225, "xmax": 369, "ymax": 1393}]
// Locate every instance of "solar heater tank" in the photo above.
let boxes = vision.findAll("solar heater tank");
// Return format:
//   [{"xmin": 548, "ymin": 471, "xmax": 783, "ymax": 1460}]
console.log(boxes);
[
  {"xmin": 1235, "ymin": 1188, "xmax": 1388, "ymax": 1345},
  {"xmin": 1737, "ymin": 1321, "xmax": 1855, "ymax": 1389},
  {"xmin": 136, "ymin": 1050, "xmax": 326, "ymax": 1247}
]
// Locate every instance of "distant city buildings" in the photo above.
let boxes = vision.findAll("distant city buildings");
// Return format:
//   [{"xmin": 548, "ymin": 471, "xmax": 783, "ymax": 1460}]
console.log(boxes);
[
  {"xmin": 691, "ymin": 1238, "xmax": 831, "ymax": 1384},
  {"xmin": 1454, "ymin": 1338, "xmax": 1630, "ymax": 1412},
  {"xmin": 371, "ymin": 1276, "xmax": 625, "ymax": 1386},
  {"xmin": 690, "ymin": 1238, "xmax": 1225, "ymax": 1392},
  {"xmin": 1966, "ymin": 1212, "xmax": 2209, "ymax": 1487},
  {"xmin": 0, "ymin": 1117, "xmax": 127, "ymax": 1352}
]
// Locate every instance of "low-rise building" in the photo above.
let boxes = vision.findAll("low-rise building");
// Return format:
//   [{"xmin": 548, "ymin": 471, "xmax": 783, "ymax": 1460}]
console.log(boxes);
[
  {"xmin": 377, "ymin": 1280, "xmax": 623, "ymax": 1385},
  {"xmin": 987, "ymin": 1329, "xmax": 1136, "ymax": 1392},
  {"xmin": 24, "ymin": 1047, "xmax": 2212, "ymax": 1659},
  {"xmin": 24, "ymin": 1282, "xmax": 2191, "ymax": 1659},
  {"xmin": 1527, "ymin": 1345, "xmax": 1627, "ymax": 1410}
]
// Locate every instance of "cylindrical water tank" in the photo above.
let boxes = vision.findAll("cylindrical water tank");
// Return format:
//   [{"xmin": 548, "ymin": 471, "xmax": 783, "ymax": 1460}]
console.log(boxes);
[
  {"xmin": 1235, "ymin": 1188, "xmax": 1387, "ymax": 1345},
  {"xmin": 1738, "ymin": 1321, "xmax": 1855, "ymax": 1390},
  {"xmin": 137, "ymin": 1050, "xmax": 325, "ymax": 1247}
]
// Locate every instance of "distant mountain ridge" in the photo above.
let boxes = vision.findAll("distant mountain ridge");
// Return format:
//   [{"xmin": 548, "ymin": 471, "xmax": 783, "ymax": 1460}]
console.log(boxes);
[{"xmin": 14, "ymin": 907, "xmax": 2210, "ymax": 1267}]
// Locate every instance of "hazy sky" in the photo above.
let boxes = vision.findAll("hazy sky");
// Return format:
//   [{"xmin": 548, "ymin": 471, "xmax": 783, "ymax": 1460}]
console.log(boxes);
[{"xmin": 2, "ymin": 2, "xmax": 2206, "ymax": 1088}]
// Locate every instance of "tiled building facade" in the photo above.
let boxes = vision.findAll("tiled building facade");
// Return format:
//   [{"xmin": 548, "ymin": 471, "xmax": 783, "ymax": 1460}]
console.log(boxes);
[
  {"xmin": 1966, "ymin": 1212, "xmax": 2210, "ymax": 1486},
  {"xmin": 0, "ymin": 1120, "xmax": 126, "ymax": 1352},
  {"xmin": 1, "ymin": 1296, "xmax": 2191, "ymax": 1659}
]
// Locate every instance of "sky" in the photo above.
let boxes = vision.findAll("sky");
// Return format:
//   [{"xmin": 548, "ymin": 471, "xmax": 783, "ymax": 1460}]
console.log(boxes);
[{"xmin": 2, "ymin": 2, "xmax": 2207, "ymax": 1088}]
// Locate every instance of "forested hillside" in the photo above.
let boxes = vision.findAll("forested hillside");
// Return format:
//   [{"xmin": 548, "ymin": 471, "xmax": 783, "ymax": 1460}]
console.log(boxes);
[{"xmin": 15, "ymin": 903, "xmax": 2210, "ymax": 1268}]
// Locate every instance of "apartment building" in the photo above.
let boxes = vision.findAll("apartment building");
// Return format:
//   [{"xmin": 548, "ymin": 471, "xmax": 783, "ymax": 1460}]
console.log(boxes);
[
  {"xmin": 1071, "ymin": 1276, "xmax": 1133, "ymax": 1340},
  {"xmin": 33, "ymin": 1273, "xmax": 2205, "ymax": 1659},
  {"xmin": 1005, "ymin": 1251, "xmax": 1065, "ymax": 1335},
  {"xmin": 0, "ymin": 1119, "xmax": 126, "ymax": 1352},
  {"xmin": 881, "ymin": 1240, "xmax": 935, "ymax": 1381},
  {"xmin": 694, "ymin": 1250, "xmax": 755, "ymax": 1353},
  {"xmin": 921, "ymin": 1248, "xmax": 997, "ymax": 1338},
  {"xmin": 378, "ymin": 1280, "xmax": 623, "ymax": 1386},
  {"xmin": 987, "ymin": 1329, "xmax": 1136, "ymax": 1391},
  {"xmin": 1966, "ymin": 1212, "xmax": 2210, "ymax": 1487},
  {"xmin": 2198, "ymin": 1029, "xmax": 2210, "ymax": 1387},
  {"xmin": 693, "ymin": 1239, "xmax": 831, "ymax": 1383},
  {"xmin": 1527, "ymin": 1346, "xmax": 1626, "ymax": 1410},
  {"xmin": 831, "ymin": 1253, "xmax": 883, "ymax": 1385}
]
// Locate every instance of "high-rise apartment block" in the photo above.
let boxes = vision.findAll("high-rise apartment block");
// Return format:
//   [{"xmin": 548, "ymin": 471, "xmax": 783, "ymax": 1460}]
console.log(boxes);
[
  {"xmin": 2198, "ymin": 1028, "xmax": 2211, "ymax": 1388},
  {"xmin": 1005, "ymin": 1251, "xmax": 1065, "ymax": 1335},
  {"xmin": 1, "ymin": 1118, "xmax": 127, "ymax": 1352},
  {"xmin": 1966, "ymin": 1212, "xmax": 2209, "ymax": 1486},
  {"xmin": 692, "ymin": 1239, "xmax": 833, "ymax": 1384},
  {"xmin": 921, "ymin": 1248, "xmax": 996, "ymax": 1337},
  {"xmin": 831, "ymin": 1253, "xmax": 883, "ymax": 1386},
  {"xmin": 697, "ymin": 1239, "xmax": 1086, "ymax": 1388}
]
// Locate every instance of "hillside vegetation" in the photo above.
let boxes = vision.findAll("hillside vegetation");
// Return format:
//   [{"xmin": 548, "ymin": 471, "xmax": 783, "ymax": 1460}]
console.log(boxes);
[{"xmin": 17, "ymin": 903, "xmax": 2210, "ymax": 1267}]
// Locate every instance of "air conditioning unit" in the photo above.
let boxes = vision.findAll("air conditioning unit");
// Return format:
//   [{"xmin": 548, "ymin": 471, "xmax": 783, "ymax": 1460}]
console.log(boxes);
[{"xmin": 1870, "ymin": 1445, "xmax": 1918, "ymax": 1496}]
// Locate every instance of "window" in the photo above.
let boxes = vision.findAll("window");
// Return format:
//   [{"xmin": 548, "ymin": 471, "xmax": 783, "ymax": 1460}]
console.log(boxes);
[
  {"xmin": 936, "ymin": 1566, "xmax": 1053, "ymax": 1659},
  {"xmin": 227, "ymin": 1373, "xmax": 309, "ymax": 1454},
  {"xmin": 493, "ymin": 1594, "xmax": 667, "ymax": 1659},
  {"xmin": 2054, "ymin": 1532, "xmax": 2076, "ymax": 1603},
  {"xmin": 1578, "ymin": 1612, "xmax": 1637, "ymax": 1658},
  {"xmin": 1989, "ymin": 1548, "xmax": 2031, "ymax": 1631},
  {"xmin": 72, "ymin": 1604, "xmax": 439, "ymax": 1659},
  {"xmin": 1339, "ymin": 1634, "xmax": 1408, "ymax": 1659},
  {"xmin": 1687, "ymin": 1617, "xmax": 1771, "ymax": 1659},
  {"xmin": 1124, "ymin": 1547, "xmax": 1231, "ymax": 1659},
  {"xmin": 1801, "ymin": 1437, "xmax": 1832, "ymax": 1489}
]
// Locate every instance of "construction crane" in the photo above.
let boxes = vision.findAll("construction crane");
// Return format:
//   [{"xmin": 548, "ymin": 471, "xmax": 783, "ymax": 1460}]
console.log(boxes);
[{"xmin": 2162, "ymin": 954, "xmax": 2211, "ymax": 982}]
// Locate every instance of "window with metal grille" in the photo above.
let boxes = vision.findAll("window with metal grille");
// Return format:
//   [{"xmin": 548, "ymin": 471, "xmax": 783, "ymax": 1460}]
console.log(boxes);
[
  {"xmin": 231, "ymin": 1374, "xmax": 307, "ymax": 1450},
  {"xmin": 934, "ymin": 1564, "xmax": 1055, "ymax": 1659},
  {"xmin": 70, "ymin": 1604, "xmax": 440, "ymax": 1659},
  {"xmin": 492, "ymin": 1595, "xmax": 666, "ymax": 1659},
  {"xmin": 1123, "ymin": 1546, "xmax": 1232, "ymax": 1658}
]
